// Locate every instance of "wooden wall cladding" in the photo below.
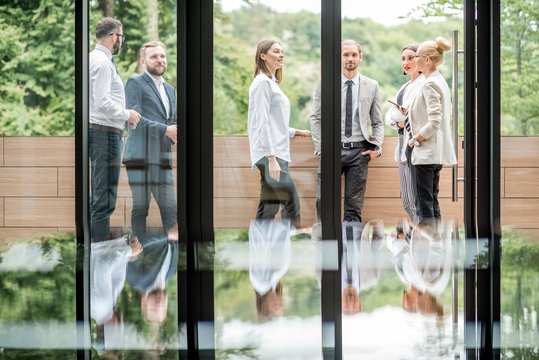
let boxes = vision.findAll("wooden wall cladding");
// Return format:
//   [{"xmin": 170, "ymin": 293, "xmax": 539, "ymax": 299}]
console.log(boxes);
[{"xmin": 0, "ymin": 136, "xmax": 537, "ymax": 238}]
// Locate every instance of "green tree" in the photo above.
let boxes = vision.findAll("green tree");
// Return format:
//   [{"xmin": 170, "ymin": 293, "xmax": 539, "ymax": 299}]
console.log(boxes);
[
  {"xmin": 409, "ymin": 0, "xmax": 539, "ymax": 135},
  {"xmin": 0, "ymin": 0, "xmax": 75, "ymax": 136}
]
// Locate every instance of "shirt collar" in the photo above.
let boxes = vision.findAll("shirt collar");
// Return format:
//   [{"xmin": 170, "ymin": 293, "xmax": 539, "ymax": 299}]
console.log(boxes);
[
  {"xmin": 342, "ymin": 73, "xmax": 360, "ymax": 85},
  {"xmin": 146, "ymin": 71, "xmax": 165, "ymax": 88},
  {"xmin": 95, "ymin": 44, "xmax": 112, "ymax": 60}
]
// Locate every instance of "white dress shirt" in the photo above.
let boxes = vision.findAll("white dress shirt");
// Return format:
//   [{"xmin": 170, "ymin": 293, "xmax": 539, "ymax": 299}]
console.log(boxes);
[
  {"xmin": 249, "ymin": 219, "xmax": 293, "ymax": 295},
  {"xmin": 146, "ymin": 72, "xmax": 171, "ymax": 119},
  {"xmin": 248, "ymin": 73, "xmax": 293, "ymax": 169},
  {"xmin": 341, "ymin": 73, "xmax": 365, "ymax": 142},
  {"xmin": 90, "ymin": 237, "xmax": 132, "ymax": 325},
  {"xmin": 341, "ymin": 222, "xmax": 382, "ymax": 293},
  {"xmin": 89, "ymin": 44, "xmax": 130, "ymax": 130}
]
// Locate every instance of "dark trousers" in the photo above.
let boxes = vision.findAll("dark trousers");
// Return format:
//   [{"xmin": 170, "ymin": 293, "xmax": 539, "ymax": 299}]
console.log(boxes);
[
  {"xmin": 126, "ymin": 164, "xmax": 177, "ymax": 237},
  {"xmin": 89, "ymin": 129, "xmax": 123, "ymax": 239},
  {"xmin": 406, "ymin": 145, "xmax": 443, "ymax": 222},
  {"xmin": 316, "ymin": 143, "xmax": 371, "ymax": 223},
  {"xmin": 255, "ymin": 157, "xmax": 300, "ymax": 227}
]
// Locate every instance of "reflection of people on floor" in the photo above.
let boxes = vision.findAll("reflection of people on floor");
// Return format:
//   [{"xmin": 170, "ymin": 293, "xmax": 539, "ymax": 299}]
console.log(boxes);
[
  {"xmin": 90, "ymin": 236, "xmax": 143, "ymax": 326},
  {"xmin": 90, "ymin": 235, "xmax": 142, "ymax": 355},
  {"xmin": 126, "ymin": 229, "xmax": 178, "ymax": 323},
  {"xmin": 249, "ymin": 219, "xmax": 294, "ymax": 321},
  {"xmin": 341, "ymin": 220, "xmax": 384, "ymax": 315},
  {"xmin": 387, "ymin": 219, "xmax": 452, "ymax": 318}
]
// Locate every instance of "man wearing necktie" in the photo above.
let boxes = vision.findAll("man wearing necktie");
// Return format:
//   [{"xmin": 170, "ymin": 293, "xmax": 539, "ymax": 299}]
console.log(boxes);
[
  {"xmin": 123, "ymin": 42, "xmax": 178, "ymax": 237},
  {"xmin": 310, "ymin": 40, "xmax": 384, "ymax": 222},
  {"xmin": 89, "ymin": 18, "xmax": 141, "ymax": 240}
]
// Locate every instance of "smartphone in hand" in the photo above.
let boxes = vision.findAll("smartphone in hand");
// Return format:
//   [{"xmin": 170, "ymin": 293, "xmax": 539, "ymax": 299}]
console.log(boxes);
[{"xmin": 387, "ymin": 99, "xmax": 401, "ymax": 108}]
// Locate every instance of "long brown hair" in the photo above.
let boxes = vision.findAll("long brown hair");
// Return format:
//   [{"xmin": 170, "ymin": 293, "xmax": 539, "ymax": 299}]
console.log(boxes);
[{"xmin": 254, "ymin": 39, "xmax": 282, "ymax": 84}]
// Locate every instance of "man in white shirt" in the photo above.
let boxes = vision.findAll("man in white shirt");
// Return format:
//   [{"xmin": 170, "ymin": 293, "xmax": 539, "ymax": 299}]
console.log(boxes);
[
  {"xmin": 89, "ymin": 17, "xmax": 141, "ymax": 240},
  {"xmin": 310, "ymin": 40, "xmax": 384, "ymax": 223},
  {"xmin": 123, "ymin": 41, "xmax": 178, "ymax": 237}
]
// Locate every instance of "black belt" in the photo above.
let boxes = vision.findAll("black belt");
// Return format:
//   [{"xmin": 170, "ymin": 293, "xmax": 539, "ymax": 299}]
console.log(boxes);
[
  {"xmin": 89, "ymin": 123, "xmax": 122, "ymax": 135},
  {"xmin": 341, "ymin": 141, "xmax": 364, "ymax": 150}
]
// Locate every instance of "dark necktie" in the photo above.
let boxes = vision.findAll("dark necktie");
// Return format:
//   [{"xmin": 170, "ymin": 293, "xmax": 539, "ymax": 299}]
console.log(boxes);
[
  {"xmin": 345, "ymin": 80, "xmax": 353, "ymax": 138},
  {"xmin": 111, "ymin": 56, "xmax": 119, "ymax": 75}
]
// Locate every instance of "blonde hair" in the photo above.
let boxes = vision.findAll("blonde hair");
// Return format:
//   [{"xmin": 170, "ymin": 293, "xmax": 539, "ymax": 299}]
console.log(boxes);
[
  {"xmin": 342, "ymin": 39, "xmax": 362, "ymax": 54},
  {"xmin": 254, "ymin": 39, "xmax": 282, "ymax": 84},
  {"xmin": 417, "ymin": 36, "xmax": 451, "ymax": 67},
  {"xmin": 140, "ymin": 41, "xmax": 166, "ymax": 59}
]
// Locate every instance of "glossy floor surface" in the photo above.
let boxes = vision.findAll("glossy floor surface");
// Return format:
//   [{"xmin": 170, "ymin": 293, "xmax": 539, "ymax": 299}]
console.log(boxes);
[{"xmin": 0, "ymin": 219, "xmax": 537, "ymax": 359}]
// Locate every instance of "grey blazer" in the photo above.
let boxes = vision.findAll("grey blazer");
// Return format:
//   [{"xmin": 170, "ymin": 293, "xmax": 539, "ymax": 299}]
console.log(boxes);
[
  {"xmin": 123, "ymin": 72, "xmax": 177, "ymax": 169},
  {"xmin": 309, "ymin": 74, "xmax": 384, "ymax": 155}
]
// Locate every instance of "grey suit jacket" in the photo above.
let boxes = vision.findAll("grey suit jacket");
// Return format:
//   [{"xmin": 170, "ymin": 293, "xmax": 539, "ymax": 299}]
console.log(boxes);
[
  {"xmin": 123, "ymin": 72, "xmax": 177, "ymax": 169},
  {"xmin": 309, "ymin": 74, "xmax": 384, "ymax": 155}
]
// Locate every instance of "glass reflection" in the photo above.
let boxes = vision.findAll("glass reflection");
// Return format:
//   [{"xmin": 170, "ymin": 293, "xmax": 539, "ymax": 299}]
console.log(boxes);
[
  {"xmin": 341, "ymin": 220, "xmax": 384, "ymax": 315},
  {"xmin": 90, "ymin": 230, "xmax": 178, "ymax": 356},
  {"xmin": 341, "ymin": 220, "xmax": 463, "ymax": 359},
  {"xmin": 214, "ymin": 218, "xmax": 322, "ymax": 357},
  {"xmin": 90, "ymin": 236, "xmax": 141, "ymax": 327},
  {"xmin": 387, "ymin": 219, "xmax": 452, "ymax": 318},
  {"xmin": 249, "ymin": 219, "xmax": 293, "ymax": 321}
]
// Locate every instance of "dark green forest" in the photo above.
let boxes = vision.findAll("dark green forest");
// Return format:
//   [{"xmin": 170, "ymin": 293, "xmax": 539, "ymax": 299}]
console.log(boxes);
[{"xmin": 0, "ymin": 0, "xmax": 537, "ymax": 136}]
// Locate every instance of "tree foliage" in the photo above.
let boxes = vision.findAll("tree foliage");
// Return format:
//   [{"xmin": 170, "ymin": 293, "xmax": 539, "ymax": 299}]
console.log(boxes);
[
  {"xmin": 409, "ymin": 0, "xmax": 539, "ymax": 135},
  {"xmin": 1, "ymin": 0, "xmax": 536, "ymax": 136},
  {"xmin": 213, "ymin": 2, "xmax": 461, "ymax": 134},
  {"xmin": 0, "ymin": 0, "xmax": 75, "ymax": 136}
]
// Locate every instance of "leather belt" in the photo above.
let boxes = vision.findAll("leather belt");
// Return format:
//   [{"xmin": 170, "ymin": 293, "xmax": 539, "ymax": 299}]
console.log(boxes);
[
  {"xmin": 89, "ymin": 123, "xmax": 122, "ymax": 135},
  {"xmin": 341, "ymin": 141, "xmax": 364, "ymax": 150}
]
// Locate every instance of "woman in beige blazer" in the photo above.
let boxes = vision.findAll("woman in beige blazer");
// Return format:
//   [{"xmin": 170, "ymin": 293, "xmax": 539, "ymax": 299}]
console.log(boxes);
[{"xmin": 406, "ymin": 37, "xmax": 457, "ymax": 222}]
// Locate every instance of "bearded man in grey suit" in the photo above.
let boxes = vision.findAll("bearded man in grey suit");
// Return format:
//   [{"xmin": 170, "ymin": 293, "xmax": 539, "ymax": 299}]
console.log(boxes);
[
  {"xmin": 310, "ymin": 40, "xmax": 384, "ymax": 223},
  {"xmin": 123, "ymin": 41, "xmax": 178, "ymax": 237}
]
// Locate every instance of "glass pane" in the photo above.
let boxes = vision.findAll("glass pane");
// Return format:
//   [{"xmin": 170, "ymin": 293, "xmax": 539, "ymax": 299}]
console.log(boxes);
[
  {"xmin": 500, "ymin": 0, "xmax": 539, "ymax": 357},
  {"xmin": 213, "ymin": 0, "xmax": 323, "ymax": 357},
  {"xmin": 0, "ymin": 1, "xmax": 77, "ymax": 357},
  {"xmin": 88, "ymin": 2, "xmax": 183, "ymax": 357},
  {"xmin": 340, "ymin": 0, "xmax": 465, "ymax": 357}
]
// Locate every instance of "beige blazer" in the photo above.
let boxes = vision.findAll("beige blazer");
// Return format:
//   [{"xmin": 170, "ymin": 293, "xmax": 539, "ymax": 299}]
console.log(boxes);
[
  {"xmin": 310, "ymin": 74, "xmax": 384, "ymax": 155},
  {"xmin": 408, "ymin": 70, "xmax": 457, "ymax": 165}
]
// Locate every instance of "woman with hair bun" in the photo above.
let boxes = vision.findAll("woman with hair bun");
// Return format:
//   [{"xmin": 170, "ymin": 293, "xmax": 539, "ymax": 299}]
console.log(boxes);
[{"xmin": 406, "ymin": 37, "xmax": 457, "ymax": 223}]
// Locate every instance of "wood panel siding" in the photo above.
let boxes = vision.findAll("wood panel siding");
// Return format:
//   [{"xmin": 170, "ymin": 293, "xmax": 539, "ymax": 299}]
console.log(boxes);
[
  {"xmin": 4, "ymin": 137, "xmax": 74, "ymax": 167},
  {"xmin": 0, "ymin": 168, "xmax": 57, "ymax": 197},
  {"xmin": 0, "ymin": 136, "xmax": 537, "ymax": 235}
]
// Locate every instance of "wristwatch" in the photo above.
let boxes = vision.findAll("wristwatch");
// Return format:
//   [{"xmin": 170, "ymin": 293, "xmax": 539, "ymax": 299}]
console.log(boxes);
[{"xmin": 413, "ymin": 136, "xmax": 420, "ymax": 147}]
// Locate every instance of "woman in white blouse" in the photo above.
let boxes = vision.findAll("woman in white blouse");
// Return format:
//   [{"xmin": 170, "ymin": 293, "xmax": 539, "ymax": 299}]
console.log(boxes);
[
  {"xmin": 385, "ymin": 43, "xmax": 425, "ymax": 224},
  {"xmin": 406, "ymin": 37, "xmax": 457, "ymax": 222},
  {"xmin": 248, "ymin": 39, "xmax": 308, "ymax": 227}
]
